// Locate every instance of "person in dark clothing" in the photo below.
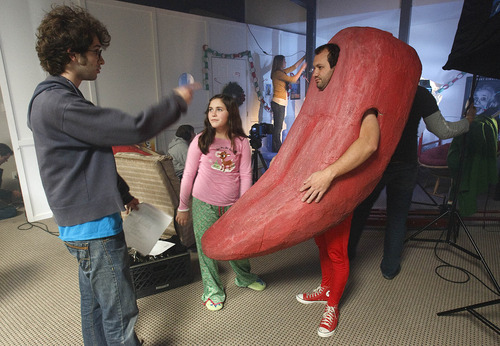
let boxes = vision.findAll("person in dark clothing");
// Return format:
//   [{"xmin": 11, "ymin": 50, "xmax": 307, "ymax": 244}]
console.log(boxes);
[
  {"xmin": 0, "ymin": 143, "xmax": 21, "ymax": 202},
  {"xmin": 27, "ymin": 5, "xmax": 198, "ymax": 345},
  {"xmin": 0, "ymin": 143, "xmax": 21, "ymax": 220},
  {"xmin": 168, "ymin": 125, "xmax": 196, "ymax": 179},
  {"xmin": 348, "ymin": 85, "xmax": 475, "ymax": 279}
]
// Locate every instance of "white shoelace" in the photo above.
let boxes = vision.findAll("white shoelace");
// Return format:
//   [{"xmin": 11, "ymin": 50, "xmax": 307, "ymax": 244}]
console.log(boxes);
[
  {"xmin": 310, "ymin": 286, "xmax": 324, "ymax": 297},
  {"xmin": 321, "ymin": 305, "xmax": 338, "ymax": 325}
]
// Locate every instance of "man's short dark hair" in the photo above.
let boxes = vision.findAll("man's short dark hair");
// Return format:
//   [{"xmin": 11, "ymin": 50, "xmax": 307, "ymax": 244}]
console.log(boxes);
[
  {"xmin": 175, "ymin": 125, "xmax": 195, "ymax": 142},
  {"xmin": 315, "ymin": 43, "xmax": 340, "ymax": 68},
  {"xmin": 0, "ymin": 143, "xmax": 13, "ymax": 157},
  {"xmin": 35, "ymin": 5, "xmax": 111, "ymax": 75}
]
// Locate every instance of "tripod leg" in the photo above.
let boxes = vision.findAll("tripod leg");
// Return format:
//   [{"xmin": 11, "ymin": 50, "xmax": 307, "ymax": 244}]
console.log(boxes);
[
  {"xmin": 258, "ymin": 151, "xmax": 268, "ymax": 171},
  {"xmin": 454, "ymin": 215, "xmax": 500, "ymax": 294},
  {"xmin": 252, "ymin": 150, "xmax": 259, "ymax": 184},
  {"xmin": 412, "ymin": 181, "xmax": 439, "ymax": 207},
  {"xmin": 404, "ymin": 209, "xmax": 450, "ymax": 243},
  {"xmin": 252, "ymin": 149, "xmax": 268, "ymax": 183},
  {"xmin": 437, "ymin": 299, "xmax": 500, "ymax": 335}
]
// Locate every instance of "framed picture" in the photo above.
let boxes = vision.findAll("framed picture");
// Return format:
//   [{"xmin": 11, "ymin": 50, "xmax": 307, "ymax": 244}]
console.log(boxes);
[
  {"xmin": 265, "ymin": 83, "xmax": 272, "ymax": 96},
  {"xmin": 463, "ymin": 76, "xmax": 500, "ymax": 117},
  {"xmin": 290, "ymin": 82, "xmax": 300, "ymax": 100}
]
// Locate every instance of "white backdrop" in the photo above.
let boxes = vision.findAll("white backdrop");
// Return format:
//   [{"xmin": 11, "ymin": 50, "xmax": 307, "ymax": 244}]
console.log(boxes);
[
  {"xmin": 0, "ymin": 0, "xmax": 468, "ymax": 223},
  {"xmin": 0, "ymin": 0, "xmax": 305, "ymax": 222}
]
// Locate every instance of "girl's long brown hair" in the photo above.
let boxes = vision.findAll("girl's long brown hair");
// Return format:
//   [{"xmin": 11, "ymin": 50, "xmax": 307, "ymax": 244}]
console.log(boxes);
[
  {"xmin": 198, "ymin": 94, "xmax": 247, "ymax": 154},
  {"xmin": 271, "ymin": 55, "xmax": 285, "ymax": 75}
]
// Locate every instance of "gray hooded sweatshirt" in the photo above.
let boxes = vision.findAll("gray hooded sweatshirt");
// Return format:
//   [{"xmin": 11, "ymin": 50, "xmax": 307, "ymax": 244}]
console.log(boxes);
[{"xmin": 27, "ymin": 75, "xmax": 186, "ymax": 227}]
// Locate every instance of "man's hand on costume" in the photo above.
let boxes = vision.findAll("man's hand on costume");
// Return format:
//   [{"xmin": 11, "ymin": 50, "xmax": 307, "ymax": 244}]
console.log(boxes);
[
  {"xmin": 176, "ymin": 210, "xmax": 190, "ymax": 226},
  {"xmin": 125, "ymin": 198, "xmax": 140, "ymax": 214},
  {"xmin": 300, "ymin": 168, "xmax": 334, "ymax": 203}
]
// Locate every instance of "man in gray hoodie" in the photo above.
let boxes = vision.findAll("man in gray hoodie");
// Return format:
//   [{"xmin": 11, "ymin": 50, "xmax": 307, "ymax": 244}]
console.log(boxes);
[{"xmin": 27, "ymin": 5, "xmax": 198, "ymax": 345}]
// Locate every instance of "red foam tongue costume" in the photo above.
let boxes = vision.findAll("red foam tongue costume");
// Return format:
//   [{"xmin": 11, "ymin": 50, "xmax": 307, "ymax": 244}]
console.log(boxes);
[{"xmin": 202, "ymin": 27, "xmax": 422, "ymax": 261}]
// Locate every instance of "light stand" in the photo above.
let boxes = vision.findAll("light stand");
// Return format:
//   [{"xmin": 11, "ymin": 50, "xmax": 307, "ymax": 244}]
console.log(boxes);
[
  {"xmin": 249, "ymin": 137, "xmax": 268, "ymax": 184},
  {"xmin": 405, "ymin": 75, "xmax": 500, "ymax": 334},
  {"xmin": 251, "ymin": 147, "xmax": 268, "ymax": 184},
  {"xmin": 437, "ymin": 299, "xmax": 500, "ymax": 334},
  {"xmin": 411, "ymin": 180, "xmax": 446, "ymax": 209}
]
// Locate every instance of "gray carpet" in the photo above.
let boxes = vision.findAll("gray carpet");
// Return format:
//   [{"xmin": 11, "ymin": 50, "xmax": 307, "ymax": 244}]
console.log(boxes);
[{"xmin": 0, "ymin": 207, "xmax": 499, "ymax": 345}]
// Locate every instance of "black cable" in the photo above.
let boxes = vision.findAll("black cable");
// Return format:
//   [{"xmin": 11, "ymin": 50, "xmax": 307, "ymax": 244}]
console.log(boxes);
[
  {"xmin": 17, "ymin": 210, "xmax": 58, "ymax": 237},
  {"xmin": 246, "ymin": 24, "xmax": 270, "ymax": 56},
  {"xmin": 432, "ymin": 227, "xmax": 500, "ymax": 296},
  {"xmin": 246, "ymin": 24, "xmax": 305, "ymax": 58}
]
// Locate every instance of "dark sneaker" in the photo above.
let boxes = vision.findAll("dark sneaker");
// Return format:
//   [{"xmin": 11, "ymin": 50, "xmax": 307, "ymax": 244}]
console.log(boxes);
[
  {"xmin": 317, "ymin": 304, "xmax": 339, "ymax": 337},
  {"xmin": 296, "ymin": 286, "xmax": 330, "ymax": 304}
]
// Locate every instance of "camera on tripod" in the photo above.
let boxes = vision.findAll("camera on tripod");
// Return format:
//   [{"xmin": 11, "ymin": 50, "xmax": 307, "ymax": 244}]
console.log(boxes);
[
  {"xmin": 248, "ymin": 123, "xmax": 273, "ymax": 150},
  {"xmin": 248, "ymin": 123, "xmax": 274, "ymax": 183}
]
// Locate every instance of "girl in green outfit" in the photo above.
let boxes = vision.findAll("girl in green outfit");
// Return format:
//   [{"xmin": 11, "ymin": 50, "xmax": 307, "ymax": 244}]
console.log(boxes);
[{"xmin": 176, "ymin": 94, "xmax": 266, "ymax": 311}]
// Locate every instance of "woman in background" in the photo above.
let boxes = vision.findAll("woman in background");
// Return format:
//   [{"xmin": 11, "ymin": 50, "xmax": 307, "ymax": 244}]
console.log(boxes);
[
  {"xmin": 270, "ymin": 55, "xmax": 307, "ymax": 152},
  {"xmin": 176, "ymin": 94, "xmax": 266, "ymax": 311}
]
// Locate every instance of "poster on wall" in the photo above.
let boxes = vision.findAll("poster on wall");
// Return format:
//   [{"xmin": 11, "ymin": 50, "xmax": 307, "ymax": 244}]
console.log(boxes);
[
  {"xmin": 265, "ymin": 84, "xmax": 272, "ymax": 97},
  {"xmin": 290, "ymin": 82, "xmax": 301, "ymax": 100},
  {"xmin": 463, "ymin": 76, "xmax": 500, "ymax": 118}
]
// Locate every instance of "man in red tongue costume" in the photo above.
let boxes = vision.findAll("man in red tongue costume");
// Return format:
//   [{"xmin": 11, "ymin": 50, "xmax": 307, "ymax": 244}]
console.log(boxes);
[{"xmin": 295, "ymin": 43, "xmax": 380, "ymax": 338}]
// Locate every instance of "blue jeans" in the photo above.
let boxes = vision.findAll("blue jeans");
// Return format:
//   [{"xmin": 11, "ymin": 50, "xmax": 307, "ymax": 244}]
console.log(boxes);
[
  {"xmin": 271, "ymin": 101, "xmax": 285, "ymax": 152},
  {"xmin": 64, "ymin": 231, "xmax": 140, "ymax": 346},
  {"xmin": 349, "ymin": 161, "xmax": 418, "ymax": 276}
]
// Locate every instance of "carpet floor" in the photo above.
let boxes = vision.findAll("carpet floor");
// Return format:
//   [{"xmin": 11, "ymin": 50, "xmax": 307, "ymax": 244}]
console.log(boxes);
[{"xmin": 0, "ymin": 205, "xmax": 499, "ymax": 345}]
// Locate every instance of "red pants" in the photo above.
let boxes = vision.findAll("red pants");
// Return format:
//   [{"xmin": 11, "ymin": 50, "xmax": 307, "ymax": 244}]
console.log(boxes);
[{"xmin": 314, "ymin": 214, "xmax": 353, "ymax": 306}]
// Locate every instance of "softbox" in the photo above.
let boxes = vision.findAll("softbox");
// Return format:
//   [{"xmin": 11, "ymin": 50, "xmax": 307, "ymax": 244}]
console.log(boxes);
[{"xmin": 443, "ymin": 0, "xmax": 500, "ymax": 79}]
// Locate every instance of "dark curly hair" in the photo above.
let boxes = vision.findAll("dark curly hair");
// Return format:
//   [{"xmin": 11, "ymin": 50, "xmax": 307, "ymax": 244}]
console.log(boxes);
[
  {"xmin": 35, "ymin": 5, "xmax": 111, "ymax": 75},
  {"xmin": 198, "ymin": 94, "xmax": 246, "ymax": 155},
  {"xmin": 222, "ymin": 82, "xmax": 245, "ymax": 106},
  {"xmin": 175, "ymin": 125, "xmax": 195, "ymax": 142}
]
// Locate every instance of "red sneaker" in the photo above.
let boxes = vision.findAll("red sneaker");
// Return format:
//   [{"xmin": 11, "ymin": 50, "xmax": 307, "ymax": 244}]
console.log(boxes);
[
  {"xmin": 317, "ymin": 304, "xmax": 339, "ymax": 337},
  {"xmin": 296, "ymin": 286, "xmax": 330, "ymax": 304}
]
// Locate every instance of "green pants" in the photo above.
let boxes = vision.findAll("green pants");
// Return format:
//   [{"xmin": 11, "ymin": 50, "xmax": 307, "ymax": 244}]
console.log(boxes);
[{"xmin": 192, "ymin": 197, "xmax": 257, "ymax": 304}]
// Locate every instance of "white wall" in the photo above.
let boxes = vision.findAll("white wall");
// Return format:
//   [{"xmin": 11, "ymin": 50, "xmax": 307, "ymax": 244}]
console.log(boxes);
[
  {"xmin": 248, "ymin": 0, "xmax": 466, "ymax": 142},
  {"xmin": 0, "ymin": 89, "xmax": 17, "ymax": 189},
  {"xmin": 310, "ymin": 0, "xmax": 467, "ymax": 145},
  {"xmin": 0, "ymin": 0, "xmax": 306, "ymax": 222},
  {"xmin": 409, "ymin": 1, "xmax": 466, "ymax": 112},
  {"xmin": 0, "ymin": 0, "xmax": 473, "ymax": 222},
  {"xmin": 0, "ymin": 0, "xmax": 56, "ymax": 221},
  {"xmin": 245, "ymin": 25, "xmax": 307, "ymax": 135}
]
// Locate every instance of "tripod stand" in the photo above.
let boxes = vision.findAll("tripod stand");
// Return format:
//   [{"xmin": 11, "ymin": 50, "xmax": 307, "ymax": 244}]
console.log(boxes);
[
  {"xmin": 405, "ymin": 77, "xmax": 500, "ymax": 334},
  {"xmin": 406, "ymin": 141, "xmax": 500, "ymax": 335},
  {"xmin": 251, "ymin": 147, "xmax": 268, "ymax": 184},
  {"xmin": 405, "ymin": 161, "xmax": 497, "ymax": 281}
]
